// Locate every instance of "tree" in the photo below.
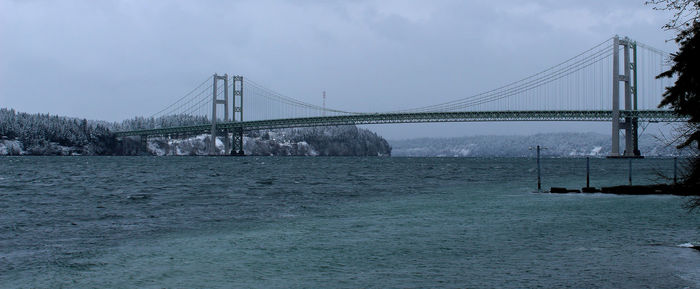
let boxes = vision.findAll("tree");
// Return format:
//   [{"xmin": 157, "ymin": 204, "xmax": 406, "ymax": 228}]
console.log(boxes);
[
  {"xmin": 649, "ymin": 0, "xmax": 700, "ymax": 208},
  {"xmin": 647, "ymin": 0, "xmax": 700, "ymax": 30},
  {"xmin": 658, "ymin": 21, "xmax": 700, "ymax": 151}
]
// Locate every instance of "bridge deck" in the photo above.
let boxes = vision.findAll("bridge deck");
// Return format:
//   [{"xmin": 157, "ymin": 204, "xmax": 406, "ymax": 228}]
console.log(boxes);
[{"xmin": 114, "ymin": 110, "xmax": 683, "ymax": 137}]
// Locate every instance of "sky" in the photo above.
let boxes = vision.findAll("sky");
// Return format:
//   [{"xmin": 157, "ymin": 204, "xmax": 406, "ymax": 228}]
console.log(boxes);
[{"xmin": 0, "ymin": 0, "xmax": 681, "ymax": 139}]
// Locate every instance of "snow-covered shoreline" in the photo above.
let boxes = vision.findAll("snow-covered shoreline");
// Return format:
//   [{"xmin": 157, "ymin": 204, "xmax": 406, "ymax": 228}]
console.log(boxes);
[{"xmin": 0, "ymin": 126, "xmax": 392, "ymax": 156}]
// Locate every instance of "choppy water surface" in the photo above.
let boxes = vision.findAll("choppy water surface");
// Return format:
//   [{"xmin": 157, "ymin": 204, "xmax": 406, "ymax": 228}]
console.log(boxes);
[{"xmin": 1, "ymin": 156, "xmax": 699, "ymax": 288}]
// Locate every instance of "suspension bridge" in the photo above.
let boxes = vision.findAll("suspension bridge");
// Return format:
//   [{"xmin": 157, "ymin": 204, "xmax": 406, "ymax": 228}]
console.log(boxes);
[{"xmin": 114, "ymin": 36, "xmax": 684, "ymax": 157}]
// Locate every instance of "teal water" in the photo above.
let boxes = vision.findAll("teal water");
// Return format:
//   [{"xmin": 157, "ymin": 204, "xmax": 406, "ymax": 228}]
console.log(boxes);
[{"xmin": 1, "ymin": 157, "xmax": 699, "ymax": 288}]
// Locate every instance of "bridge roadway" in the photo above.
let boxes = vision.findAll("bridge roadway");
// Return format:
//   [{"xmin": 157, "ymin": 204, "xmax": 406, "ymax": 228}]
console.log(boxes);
[{"xmin": 114, "ymin": 110, "xmax": 683, "ymax": 137}]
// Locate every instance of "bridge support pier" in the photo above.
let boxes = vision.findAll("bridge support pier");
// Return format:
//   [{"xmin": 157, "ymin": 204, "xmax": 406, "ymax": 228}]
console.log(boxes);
[
  {"xmin": 224, "ymin": 132, "xmax": 231, "ymax": 155},
  {"xmin": 141, "ymin": 135, "xmax": 148, "ymax": 155},
  {"xmin": 609, "ymin": 36, "xmax": 642, "ymax": 159},
  {"xmin": 232, "ymin": 128, "xmax": 244, "ymax": 156}
]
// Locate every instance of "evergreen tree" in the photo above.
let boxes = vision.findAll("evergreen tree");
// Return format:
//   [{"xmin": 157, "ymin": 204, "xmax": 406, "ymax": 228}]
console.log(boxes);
[
  {"xmin": 658, "ymin": 21, "xmax": 700, "ymax": 151},
  {"xmin": 649, "ymin": 0, "xmax": 700, "ymax": 208}
]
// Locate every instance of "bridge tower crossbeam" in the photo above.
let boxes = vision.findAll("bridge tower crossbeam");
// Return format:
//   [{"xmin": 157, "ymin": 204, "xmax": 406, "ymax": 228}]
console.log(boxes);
[
  {"xmin": 210, "ymin": 73, "xmax": 229, "ymax": 155},
  {"xmin": 609, "ymin": 36, "xmax": 642, "ymax": 158}
]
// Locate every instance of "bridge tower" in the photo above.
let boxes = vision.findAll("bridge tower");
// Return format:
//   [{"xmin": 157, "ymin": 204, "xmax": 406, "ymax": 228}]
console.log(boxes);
[
  {"xmin": 231, "ymin": 75, "xmax": 245, "ymax": 156},
  {"xmin": 210, "ymin": 73, "xmax": 229, "ymax": 155},
  {"xmin": 609, "ymin": 36, "xmax": 642, "ymax": 158}
]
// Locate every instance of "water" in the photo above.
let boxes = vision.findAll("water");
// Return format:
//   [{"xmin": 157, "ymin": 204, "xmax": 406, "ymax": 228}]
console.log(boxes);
[{"xmin": 1, "ymin": 156, "xmax": 699, "ymax": 288}]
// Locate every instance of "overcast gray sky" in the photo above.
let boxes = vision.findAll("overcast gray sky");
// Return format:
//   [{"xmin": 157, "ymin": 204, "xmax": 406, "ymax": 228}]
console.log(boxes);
[{"xmin": 0, "ymin": 0, "xmax": 679, "ymax": 139}]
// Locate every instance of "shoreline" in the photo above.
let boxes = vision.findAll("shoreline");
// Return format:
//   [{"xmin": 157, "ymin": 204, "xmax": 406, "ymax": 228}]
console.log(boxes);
[{"xmin": 548, "ymin": 184, "xmax": 700, "ymax": 196}]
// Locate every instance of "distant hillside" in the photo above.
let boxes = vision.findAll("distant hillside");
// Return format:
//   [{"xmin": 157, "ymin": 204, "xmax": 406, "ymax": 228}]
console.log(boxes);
[
  {"xmin": 0, "ymin": 108, "xmax": 391, "ymax": 156},
  {"xmin": 141, "ymin": 126, "xmax": 391, "ymax": 156},
  {"xmin": 389, "ymin": 132, "xmax": 690, "ymax": 157},
  {"xmin": 246, "ymin": 126, "xmax": 391, "ymax": 156},
  {"xmin": 0, "ymin": 108, "xmax": 117, "ymax": 155}
]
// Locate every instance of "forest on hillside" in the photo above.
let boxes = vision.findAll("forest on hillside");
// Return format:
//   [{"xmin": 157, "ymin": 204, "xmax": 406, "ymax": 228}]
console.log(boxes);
[
  {"xmin": 0, "ymin": 108, "xmax": 115, "ymax": 155},
  {"xmin": 0, "ymin": 108, "xmax": 391, "ymax": 156}
]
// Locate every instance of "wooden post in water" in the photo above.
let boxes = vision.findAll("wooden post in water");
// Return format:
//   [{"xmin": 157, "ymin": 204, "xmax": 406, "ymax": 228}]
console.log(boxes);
[
  {"xmin": 586, "ymin": 157, "xmax": 590, "ymax": 188},
  {"xmin": 530, "ymin": 145, "xmax": 546, "ymax": 192},
  {"xmin": 674, "ymin": 157, "xmax": 678, "ymax": 185},
  {"xmin": 537, "ymin": 145, "xmax": 541, "ymax": 191},
  {"xmin": 628, "ymin": 158, "xmax": 632, "ymax": 186}
]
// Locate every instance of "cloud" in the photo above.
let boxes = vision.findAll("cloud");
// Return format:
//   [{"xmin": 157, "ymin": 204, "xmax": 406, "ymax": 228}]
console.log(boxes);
[
  {"xmin": 0, "ymin": 0, "xmax": 679, "ymax": 138},
  {"xmin": 501, "ymin": 1, "xmax": 666, "ymax": 36}
]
